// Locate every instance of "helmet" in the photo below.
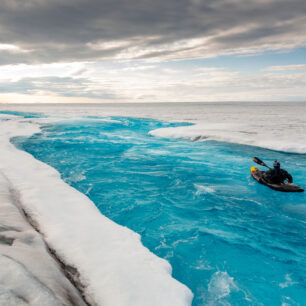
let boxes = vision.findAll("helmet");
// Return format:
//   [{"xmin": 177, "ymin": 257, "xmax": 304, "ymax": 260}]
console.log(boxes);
[{"xmin": 273, "ymin": 160, "xmax": 280, "ymax": 168}]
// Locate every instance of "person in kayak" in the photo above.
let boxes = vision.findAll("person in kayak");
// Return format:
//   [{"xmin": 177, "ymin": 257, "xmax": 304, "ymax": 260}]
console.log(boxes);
[{"xmin": 263, "ymin": 160, "xmax": 293, "ymax": 184}]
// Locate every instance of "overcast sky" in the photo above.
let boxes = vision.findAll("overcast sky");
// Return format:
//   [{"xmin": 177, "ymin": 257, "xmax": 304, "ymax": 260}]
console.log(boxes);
[{"xmin": 0, "ymin": 0, "xmax": 306, "ymax": 103}]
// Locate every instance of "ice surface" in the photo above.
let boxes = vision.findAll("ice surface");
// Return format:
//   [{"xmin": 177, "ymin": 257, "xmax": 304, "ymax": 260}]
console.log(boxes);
[
  {"xmin": 0, "ymin": 117, "xmax": 193, "ymax": 306},
  {"xmin": 146, "ymin": 103, "xmax": 306, "ymax": 153},
  {"xmin": 0, "ymin": 114, "xmax": 19, "ymax": 120},
  {"xmin": 0, "ymin": 173, "xmax": 87, "ymax": 306},
  {"xmin": 1, "ymin": 102, "xmax": 305, "ymax": 153},
  {"xmin": 149, "ymin": 122, "xmax": 306, "ymax": 153}
]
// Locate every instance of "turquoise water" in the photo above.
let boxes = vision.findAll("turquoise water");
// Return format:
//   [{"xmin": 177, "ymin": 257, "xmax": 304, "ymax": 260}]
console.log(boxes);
[{"xmin": 13, "ymin": 116, "xmax": 306, "ymax": 305}]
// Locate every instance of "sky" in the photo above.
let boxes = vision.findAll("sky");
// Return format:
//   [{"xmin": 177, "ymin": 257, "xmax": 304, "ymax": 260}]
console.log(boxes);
[{"xmin": 0, "ymin": 0, "xmax": 306, "ymax": 103}]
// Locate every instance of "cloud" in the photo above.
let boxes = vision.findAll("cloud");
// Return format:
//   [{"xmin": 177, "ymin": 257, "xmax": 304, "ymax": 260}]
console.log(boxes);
[
  {"xmin": 265, "ymin": 64, "xmax": 306, "ymax": 71},
  {"xmin": 0, "ymin": 44, "xmax": 22, "ymax": 51},
  {"xmin": 0, "ymin": 76, "xmax": 118, "ymax": 99},
  {"xmin": 0, "ymin": 0, "xmax": 305, "ymax": 64},
  {"xmin": 1, "ymin": 63, "xmax": 305, "ymax": 102}
]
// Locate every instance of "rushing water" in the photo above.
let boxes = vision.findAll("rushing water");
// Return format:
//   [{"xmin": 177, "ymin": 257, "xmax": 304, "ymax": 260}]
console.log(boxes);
[{"xmin": 13, "ymin": 116, "xmax": 306, "ymax": 305}]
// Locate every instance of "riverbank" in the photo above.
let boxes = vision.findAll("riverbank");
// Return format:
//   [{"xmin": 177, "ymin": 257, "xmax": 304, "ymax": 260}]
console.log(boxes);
[{"xmin": 0, "ymin": 171, "xmax": 87, "ymax": 305}]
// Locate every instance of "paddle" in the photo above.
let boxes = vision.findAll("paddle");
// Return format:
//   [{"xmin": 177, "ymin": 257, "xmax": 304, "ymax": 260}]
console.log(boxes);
[{"xmin": 253, "ymin": 157, "xmax": 272, "ymax": 169}]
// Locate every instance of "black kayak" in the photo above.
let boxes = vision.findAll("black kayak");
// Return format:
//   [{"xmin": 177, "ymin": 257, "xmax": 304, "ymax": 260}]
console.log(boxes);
[{"xmin": 251, "ymin": 167, "xmax": 304, "ymax": 192}]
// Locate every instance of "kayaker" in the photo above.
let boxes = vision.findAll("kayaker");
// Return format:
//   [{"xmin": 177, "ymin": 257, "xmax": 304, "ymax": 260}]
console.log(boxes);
[{"xmin": 263, "ymin": 160, "xmax": 293, "ymax": 184}]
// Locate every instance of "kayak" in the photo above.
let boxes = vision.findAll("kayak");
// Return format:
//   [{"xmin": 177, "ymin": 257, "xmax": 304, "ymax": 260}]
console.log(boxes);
[{"xmin": 250, "ymin": 167, "xmax": 304, "ymax": 192}]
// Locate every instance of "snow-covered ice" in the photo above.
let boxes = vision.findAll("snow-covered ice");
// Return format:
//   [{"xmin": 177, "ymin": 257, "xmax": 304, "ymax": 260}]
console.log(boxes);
[{"xmin": 0, "ymin": 172, "xmax": 87, "ymax": 306}]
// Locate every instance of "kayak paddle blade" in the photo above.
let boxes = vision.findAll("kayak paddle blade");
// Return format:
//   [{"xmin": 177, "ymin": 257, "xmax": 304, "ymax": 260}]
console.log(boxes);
[{"xmin": 253, "ymin": 157, "xmax": 270, "ymax": 169}]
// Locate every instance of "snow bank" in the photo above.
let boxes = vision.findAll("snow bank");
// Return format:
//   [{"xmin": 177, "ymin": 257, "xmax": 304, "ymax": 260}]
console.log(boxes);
[
  {"xmin": 0, "ymin": 172, "xmax": 86, "ymax": 306},
  {"xmin": 0, "ymin": 114, "xmax": 19, "ymax": 120},
  {"xmin": 149, "ymin": 121, "xmax": 306, "ymax": 153},
  {"xmin": 0, "ymin": 117, "xmax": 193, "ymax": 306}
]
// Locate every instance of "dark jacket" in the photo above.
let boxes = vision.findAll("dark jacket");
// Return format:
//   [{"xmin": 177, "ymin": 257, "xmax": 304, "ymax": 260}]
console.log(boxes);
[{"xmin": 263, "ymin": 168, "xmax": 293, "ymax": 184}]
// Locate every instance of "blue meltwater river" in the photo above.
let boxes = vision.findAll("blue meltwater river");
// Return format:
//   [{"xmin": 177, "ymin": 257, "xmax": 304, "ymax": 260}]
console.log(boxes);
[{"xmin": 13, "ymin": 116, "xmax": 306, "ymax": 305}]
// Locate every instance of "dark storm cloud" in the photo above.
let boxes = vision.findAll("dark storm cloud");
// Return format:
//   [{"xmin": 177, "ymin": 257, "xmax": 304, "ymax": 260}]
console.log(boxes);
[{"xmin": 0, "ymin": 0, "xmax": 306, "ymax": 64}]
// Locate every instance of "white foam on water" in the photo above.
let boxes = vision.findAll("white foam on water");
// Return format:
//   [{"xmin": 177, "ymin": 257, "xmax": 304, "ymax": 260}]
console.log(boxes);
[
  {"xmin": 66, "ymin": 172, "xmax": 86, "ymax": 183},
  {"xmin": 207, "ymin": 271, "xmax": 237, "ymax": 303},
  {"xmin": 281, "ymin": 204, "xmax": 306, "ymax": 216},
  {"xmin": 281, "ymin": 295, "xmax": 299, "ymax": 306},
  {"xmin": 147, "ymin": 149, "xmax": 171, "ymax": 156},
  {"xmin": 0, "ymin": 117, "xmax": 193, "ymax": 306},
  {"xmin": 194, "ymin": 184, "xmax": 215, "ymax": 195},
  {"xmin": 279, "ymin": 274, "xmax": 298, "ymax": 289}
]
